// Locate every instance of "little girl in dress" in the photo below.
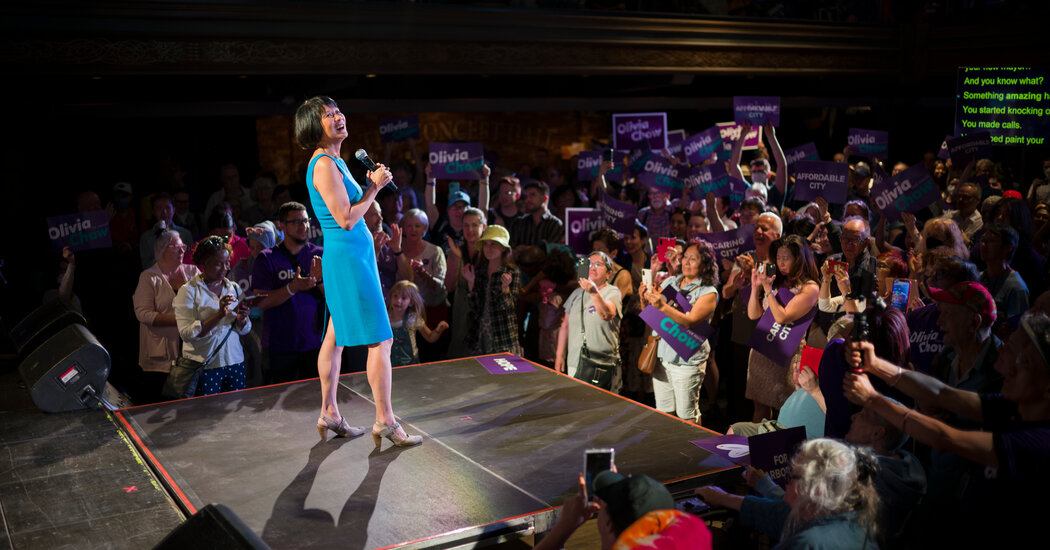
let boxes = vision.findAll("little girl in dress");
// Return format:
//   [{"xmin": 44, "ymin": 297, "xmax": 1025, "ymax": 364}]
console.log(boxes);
[{"xmin": 387, "ymin": 280, "xmax": 449, "ymax": 367}]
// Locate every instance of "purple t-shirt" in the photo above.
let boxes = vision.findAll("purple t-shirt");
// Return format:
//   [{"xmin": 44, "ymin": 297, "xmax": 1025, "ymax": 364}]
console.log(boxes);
[
  {"xmin": 906, "ymin": 303, "xmax": 943, "ymax": 375},
  {"xmin": 251, "ymin": 242, "xmax": 325, "ymax": 352}
]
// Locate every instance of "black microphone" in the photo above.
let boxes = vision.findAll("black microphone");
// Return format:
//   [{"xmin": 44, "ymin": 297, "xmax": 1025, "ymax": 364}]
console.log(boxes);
[{"xmin": 354, "ymin": 149, "xmax": 397, "ymax": 191}]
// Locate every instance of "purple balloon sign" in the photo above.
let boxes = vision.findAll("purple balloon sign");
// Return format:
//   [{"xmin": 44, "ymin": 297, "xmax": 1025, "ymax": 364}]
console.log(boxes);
[
  {"xmin": 378, "ymin": 115, "xmax": 419, "ymax": 143},
  {"xmin": 792, "ymin": 160, "xmax": 850, "ymax": 204},
  {"xmin": 599, "ymin": 190, "xmax": 637, "ymax": 236},
  {"xmin": 691, "ymin": 434, "xmax": 751, "ymax": 466},
  {"xmin": 429, "ymin": 142, "xmax": 484, "ymax": 180},
  {"xmin": 613, "ymin": 112, "xmax": 668, "ymax": 151},
  {"xmin": 870, "ymin": 162, "xmax": 940, "ymax": 222},
  {"xmin": 637, "ymin": 155, "xmax": 685, "ymax": 195},
  {"xmin": 784, "ymin": 142, "xmax": 820, "ymax": 167},
  {"xmin": 682, "ymin": 126, "xmax": 724, "ymax": 165},
  {"xmin": 700, "ymin": 226, "xmax": 755, "ymax": 262},
  {"xmin": 46, "ymin": 210, "xmax": 111, "ymax": 252},
  {"xmin": 475, "ymin": 354, "xmax": 537, "ymax": 375},
  {"xmin": 748, "ymin": 288, "xmax": 817, "ymax": 366},
  {"xmin": 564, "ymin": 208, "xmax": 603, "ymax": 256},
  {"xmin": 734, "ymin": 96, "xmax": 781, "ymax": 127},
  {"xmin": 848, "ymin": 128, "xmax": 889, "ymax": 158}
]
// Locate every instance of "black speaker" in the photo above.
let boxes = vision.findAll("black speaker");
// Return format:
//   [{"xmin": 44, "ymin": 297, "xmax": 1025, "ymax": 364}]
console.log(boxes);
[
  {"xmin": 9, "ymin": 297, "xmax": 86, "ymax": 356},
  {"xmin": 17, "ymin": 323, "xmax": 110, "ymax": 413},
  {"xmin": 153, "ymin": 504, "xmax": 270, "ymax": 550}
]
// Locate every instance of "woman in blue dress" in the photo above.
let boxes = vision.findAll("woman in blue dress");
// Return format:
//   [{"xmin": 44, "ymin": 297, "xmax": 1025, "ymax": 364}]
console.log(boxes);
[{"xmin": 295, "ymin": 96, "xmax": 421, "ymax": 448}]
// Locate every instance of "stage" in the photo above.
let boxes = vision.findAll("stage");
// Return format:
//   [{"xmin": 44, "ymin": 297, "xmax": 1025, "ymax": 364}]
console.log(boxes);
[{"xmin": 3, "ymin": 354, "xmax": 739, "ymax": 549}]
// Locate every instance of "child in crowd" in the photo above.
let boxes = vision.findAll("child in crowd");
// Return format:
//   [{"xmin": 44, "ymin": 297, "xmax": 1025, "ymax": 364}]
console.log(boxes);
[{"xmin": 387, "ymin": 280, "xmax": 449, "ymax": 367}]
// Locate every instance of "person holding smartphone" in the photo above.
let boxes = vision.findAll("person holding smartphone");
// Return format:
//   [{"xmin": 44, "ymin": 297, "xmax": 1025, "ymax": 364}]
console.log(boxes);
[{"xmin": 555, "ymin": 251, "xmax": 622, "ymax": 391}]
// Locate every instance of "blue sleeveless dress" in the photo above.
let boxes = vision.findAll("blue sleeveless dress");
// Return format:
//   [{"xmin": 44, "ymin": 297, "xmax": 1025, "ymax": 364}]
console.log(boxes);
[{"xmin": 306, "ymin": 154, "xmax": 392, "ymax": 346}]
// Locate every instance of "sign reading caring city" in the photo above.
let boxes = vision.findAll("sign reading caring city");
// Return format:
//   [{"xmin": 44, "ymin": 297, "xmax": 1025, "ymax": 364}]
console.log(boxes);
[
  {"xmin": 46, "ymin": 210, "xmax": 111, "ymax": 251},
  {"xmin": 613, "ymin": 112, "xmax": 668, "ymax": 151},
  {"xmin": 429, "ymin": 142, "xmax": 484, "ymax": 180}
]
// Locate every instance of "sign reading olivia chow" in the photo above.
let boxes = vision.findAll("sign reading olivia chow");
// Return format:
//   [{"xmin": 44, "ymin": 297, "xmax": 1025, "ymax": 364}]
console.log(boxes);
[
  {"xmin": 792, "ymin": 160, "xmax": 850, "ymax": 204},
  {"xmin": 947, "ymin": 131, "xmax": 994, "ymax": 167},
  {"xmin": 638, "ymin": 155, "xmax": 684, "ymax": 195},
  {"xmin": 747, "ymin": 287, "xmax": 817, "ymax": 366},
  {"xmin": 701, "ymin": 226, "xmax": 755, "ymax": 261},
  {"xmin": 691, "ymin": 434, "xmax": 751, "ymax": 466},
  {"xmin": 870, "ymin": 162, "xmax": 940, "ymax": 222},
  {"xmin": 429, "ymin": 142, "xmax": 484, "ymax": 180},
  {"xmin": 666, "ymin": 129, "xmax": 687, "ymax": 157},
  {"xmin": 46, "ymin": 210, "xmax": 111, "ymax": 251},
  {"xmin": 938, "ymin": 135, "xmax": 954, "ymax": 160},
  {"xmin": 476, "ymin": 354, "xmax": 537, "ymax": 375},
  {"xmin": 627, "ymin": 149, "xmax": 653, "ymax": 178},
  {"xmin": 578, "ymin": 151, "xmax": 625, "ymax": 183},
  {"xmin": 639, "ymin": 305, "xmax": 712, "ymax": 360},
  {"xmin": 682, "ymin": 126, "xmax": 724, "ymax": 165},
  {"xmin": 748, "ymin": 426, "xmax": 807, "ymax": 488},
  {"xmin": 599, "ymin": 190, "xmax": 637, "ymax": 235},
  {"xmin": 564, "ymin": 208, "xmax": 603, "ymax": 256},
  {"xmin": 907, "ymin": 303, "xmax": 944, "ymax": 375},
  {"xmin": 784, "ymin": 142, "xmax": 820, "ymax": 166},
  {"xmin": 847, "ymin": 128, "xmax": 889, "ymax": 158},
  {"xmin": 717, "ymin": 122, "xmax": 762, "ymax": 151},
  {"xmin": 728, "ymin": 176, "xmax": 748, "ymax": 209},
  {"xmin": 613, "ymin": 112, "xmax": 668, "ymax": 151},
  {"xmin": 734, "ymin": 96, "xmax": 781, "ymax": 126},
  {"xmin": 378, "ymin": 115, "xmax": 419, "ymax": 143},
  {"xmin": 689, "ymin": 162, "xmax": 731, "ymax": 199}
]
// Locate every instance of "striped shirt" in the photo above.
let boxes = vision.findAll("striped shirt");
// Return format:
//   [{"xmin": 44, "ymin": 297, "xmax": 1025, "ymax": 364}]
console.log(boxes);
[{"xmin": 508, "ymin": 210, "xmax": 565, "ymax": 247}]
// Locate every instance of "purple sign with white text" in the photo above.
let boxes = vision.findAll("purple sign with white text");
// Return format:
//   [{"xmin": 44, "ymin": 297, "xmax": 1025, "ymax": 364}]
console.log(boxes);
[
  {"xmin": 46, "ymin": 210, "xmax": 111, "ymax": 252},
  {"xmin": 793, "ymin": 160, "xmax": 850, "ymax": 204},
  {"xmin": 728, "ymin": 176, "xmax": 748, "ymax": 209},
  {"xmin": 613, "ymin": 112, "xmax": 668, "ymax": 151},
  {"xmin": 683, "ymin": 126, "xmax": 725, "ymax": 165},
  {"xmin": 689, "ymin": 162, "xmax": 731, "ymax": 200},
  {"xmin": 700, "ymin": 226, "xmax": 755, "ymax": 262},
  {"xmin": 378, "ymin": 115, "xmax": 419, "ymax": 143},
  {"xmin": 578, "ymin": 151, "xmax": 624, "ymax": 183},
  {"xmin": 691, "ymin": 434, "xmax": 751, "ymax": 466},
  {"xmin": 476, "ymin": 354, "xmax": 537, "ymax": 375},
  {"xmin": 717, "ymin": 122, "xmax": 761, "ymax": 151},
  {"xmin": 429, "ymin": 142, "xmax": 484, "ymax": 180},
  {"xmin": 947, "ymin": 132, "xmax": 994, "ymax": 167},
  {"xmin": 667, "ymin": 129, "xmax": 686, "ymax": 157},
  {"xmin": 734, "ymin": 96, "xmax": 781, "ymax": 127},
  {"xmin": 848, "ymin": 128, "xmax": 889, "ymax": 158},
  {"xmin": 565, "ymin": 208, "xmax": 602, "ymax": 256},
  {"xmin": 870, "ymin": 162, "xmax": 940, "ymax": 222},
  {"xmin": 748, "ymin": 288, "xmax": 817, "ymax": 366},
  {"xmin": 599, "ymin": 190, "xmax": 637, "ymax": 235},
  {"xmin": 784, "ymin": 142, "xmax": 820, "ymax": 166},
  {"xmin": 637, "ymin": 155, "xmax": 685, "ymax": 195},
  {"xmin": 749, "ymin": 427, "xmax": 807, "ymax": 487},
  {"xmin": 937, "ymin": 135, "xmax": 953, "ymax": 160},
  {"xmin": 639, "ymin": 305, "xmax": 712, "ymax": 361}
]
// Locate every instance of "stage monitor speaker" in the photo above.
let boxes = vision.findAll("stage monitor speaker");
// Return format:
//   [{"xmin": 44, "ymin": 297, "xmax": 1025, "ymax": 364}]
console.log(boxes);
[
  {"xmin": 9, "ymin": 297, "xmax": 86, "ymax": 356},
  {"xmin": 153, "ymin": 503, "xmax": 270, "ymax": 550},
  {"xmin": 17, "ymin": 323, "xmax": 110, "ymax": 413}
]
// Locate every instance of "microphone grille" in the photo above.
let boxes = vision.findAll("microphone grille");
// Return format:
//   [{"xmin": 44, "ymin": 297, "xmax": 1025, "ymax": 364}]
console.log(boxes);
[{"xmin": 354, "ymin": 149, "xmax": 367, "ymax": 161}]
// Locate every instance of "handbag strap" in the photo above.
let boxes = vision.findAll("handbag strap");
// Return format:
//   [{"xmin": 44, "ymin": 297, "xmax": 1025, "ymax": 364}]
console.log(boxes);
[
  {"xmin": 578, "ymin": 288, "xmax": 589, "ymax": 348},
  {"xmin": 201, "ymin": 282, "xmax": 239, "ymax": 368}
]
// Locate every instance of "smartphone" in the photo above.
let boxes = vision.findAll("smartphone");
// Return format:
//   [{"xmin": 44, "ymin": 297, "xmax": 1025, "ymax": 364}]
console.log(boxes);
[
  {"xmin": 602, "ymin": 148, "xmax": 615, "ymax": 162},
  {"xmin": 657, "ymin": 237, "xmax": 676, "ymax": 262},
  {"xmin": 641, "ymin": 268, "xmax": 653, "ymax": 286},
  {"xmin": 241, "ymin": 294, "xmax": 265, "ymax": 307},
  {"xmin": 890, "ymin": 279, "xmax": 912, "ymax": 311},
  {"xmin": 576, "ymin": 258, "xmax": 590, "ymax": 280},
  {"xmin": 828, "ymin": 260, "xmax": 849, "ymax": 274},
  {"xmin": 583, "ymin": 448, "xmax": 615, "ymax": 502},
  {"xmin": 759, "ymin": 262, "xmax": 777, "ymax": 277}
]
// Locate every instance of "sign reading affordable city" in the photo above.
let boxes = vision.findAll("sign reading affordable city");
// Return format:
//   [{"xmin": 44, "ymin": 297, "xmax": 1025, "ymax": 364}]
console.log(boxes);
[
  {"xmin": 792, "ymin": 160, "xmax": 850, "ymax": 204},
  {"xmin": 700, "ymin": 226, "xmax": 755, "ymax": 262},
  {"xmin": 717, "ymin": 122, "xmax": 762, "ymax": 152},
  {"xmin": 613, "ymin": 112, "xmax": 668, "ymax": 151},
  {"xmin": 564, "ymin": 208, "xmax": 603, "ymax": 256},
  {"xmin": 46, "ymin": 210, "xmax": 111, "ymax": 252},
  {"xmin": 784, "ymin": 142, "xmax": 820, "ymax": 167},
  {"xmin": 734, "ymin": 96, "xmax": 781, "ymax": 127},
  {"xmin": 378, "ymin": 115, "xmax": 419, "ymax": 143},
  {"xmin": 682, "ymin": 126, "xmax": 724, "ymax": 165},
  {"xmin": 869, "ymin": 162, "xmax": 940, "ymax": 223},
  {"xmin": 475, "ymin": 354, "xmax": 537, "ymax": 375},
  {"xmin": 847, "ymin": 128, "xmax": 889, "ymax": 159},
  {"xmin": 429, "ymin": 142, "xmax": 484, "ymax": 180},
  {"xmin": 599, "ymin": 189, "xmax": 637, "ymax": 236},
  {"xmin": 947, "ymin": 131, "xmax": 994, "ymax": 167},
  {"xmin": 689, "ymin": 162, "xmax": 731, "ymax": 200},
  {"xmin": 639, "ymin": 305, "xmax": 714, "ymax": 361},
  {"xmin": 577, "ymin": 150, "xmax": 623, "ymax": 183},
  {"xmin": 637, "ymin": 155, "xmax": 685, "ymax": 196},
  {"xmin": 747, "ymin": 287, "xmax": 817, "ymax": 366}
]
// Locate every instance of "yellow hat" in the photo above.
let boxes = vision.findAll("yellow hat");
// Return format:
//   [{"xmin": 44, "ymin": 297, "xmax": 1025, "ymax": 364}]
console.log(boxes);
[{"xmin": 476, "ymin": 225, "xmax": 511, "ymax": 251}]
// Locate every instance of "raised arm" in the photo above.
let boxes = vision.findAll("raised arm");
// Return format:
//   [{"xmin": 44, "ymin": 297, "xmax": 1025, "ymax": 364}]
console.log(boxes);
[
  {"xmin": 764, "ymin": 121, "xmax": 788, "ymax": 198},
  {"xmin": 478, "ymin": 163, "xmax": 491, "ymax": 214},
  {"xmin": 728, "ymin": 121, "xmax": 750, "ymax": 182},
  {"xmin": 424, "ymin": 163, "xmax": 439, "ymax": 230}
]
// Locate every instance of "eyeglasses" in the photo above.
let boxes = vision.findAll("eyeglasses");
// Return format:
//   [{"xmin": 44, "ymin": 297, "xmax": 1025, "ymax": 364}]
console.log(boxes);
[
  {"xmin": 841, "ymin": 237, "xmax": 866, "ymax": 246},
  {"xmin": 283, "ymin": 218, "xmax": 310, "ymax": 226},
  {"xmin": 953, "ymin": 194, "xmax": 978, "ymax": 202}
]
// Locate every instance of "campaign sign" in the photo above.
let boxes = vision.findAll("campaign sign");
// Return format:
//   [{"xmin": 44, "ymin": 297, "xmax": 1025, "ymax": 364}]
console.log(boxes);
[
  {"xmin": 748, "ymin": 287, "xmax": 817, "ymax": 366},
  {"xmin": 578, "ymin": 150, "xmax": 625, "ymax": 183},
  {"xmin": 691, "ymin": 434, "xmax": 751, "ymax": 466},
  {"xmin": 784, "ymin": 142, "xmax": 820, "ymax": 167},
  {"xmin": 661, "ymin": 285, "xmax": 693, "ymax": 313},
  {"xmin": 429, "ymin": 142, "xmax": 484, "ymax": 180},
  {"xmin": 701, "ymin": 226, "xmax": 755, "ymax": 262},
  {"xmin": 639, "ymin": 305, "xmax": 712, "ymax": 361},
  {"xmin": 734, "ymin": 96, "xmax": 781, "ymax": 127},
  {"xmin": 689, "ymin": 162, "xmax": 731, "ymax": 200},
  {"xmin": 667, "ymin": 129, "xmax": 687, "ymax": 157},
  {"xmin": 947, "ymin": 131, "xmax": 994, "ymax": 167},
  {"xmin": 847, "ymin": 128, "xmax": 889, "ymax": 158},
  {"xmin": 613, "ymin": 112, "xmax": 668, "ymax": 151},
  {"xmin": 476, "ymin": 354, "xmax": 537, "ymax": 375},
  {"xmin": 728, "ymin": 176, "xmax": 748, "ymax": 209},
  {"xmin": 378, "ymin": 115, "xmax": 419, "ymax": 143},
  {"xmin": 748, "ymin": 426, "xmax": 807, "ymax": 487},
  {"xmin": 46, "ymin": 210, "xmax": 111, "ymax": 251},
  {"xmin": 627, "ymin": 149, "xmax": 653, "ymax": 178},
  {"xmin": 937, "ymin": 135, "xmax": 953, "ymax": 160},
  {"xmin": 717, "ymin": 122, "xmax": 762, "ymax": 151},
  {"xmin": 637, "ymin": 155, "xmax": 684, "ymax": 196},
  {"xmin": 682, "ymin": 126, "xmax": 724, "ymax": 165},
  {"xmin": 565, "ymin": 208, "xmax": 603, "ymax": 256},
  {"xmin": 599, "ymin": 190, "xmax": 637, "ymax": 235},
  {"xmin": 907, "ymin": 303, "xmax": 944, "ymax": 375},
  {"xmin": 793, "ymin": 161, "xmax": 849, "ymax": 204},
  {"xmin": 870, "ymin": 162, "xmax": 940, "ymax": 222}
]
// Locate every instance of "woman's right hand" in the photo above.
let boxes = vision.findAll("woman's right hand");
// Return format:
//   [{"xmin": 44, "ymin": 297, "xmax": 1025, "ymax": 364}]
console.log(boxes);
[
  {"xmin": 462, "ymin": 263, "xmax": 475, "ymax": 289},
  {"xmin": 219, "ymin": 294, "xmax": 235, "ymax": 317},
  {"xmin": 368, "ymin": 163, "xmax": 393, "ymax": 189},
  {"xmin": 820, "ymin": 259, "xmax": 833, "ymax": 279},
  {"xmin": 446, "ymin": 235, "xmax": 462, "ymax": 259},
  {"xmin": 555, "ymin": 355, "xmax": 566, "ymax": 373}
]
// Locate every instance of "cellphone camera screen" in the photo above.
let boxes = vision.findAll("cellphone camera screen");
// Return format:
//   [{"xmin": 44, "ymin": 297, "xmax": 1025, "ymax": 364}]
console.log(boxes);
[
  {"xmin": 584, "ymin": 450, "xmax": 613, "ymax": 500},
  {"xmin": 577, "ymin": 258, "xmax": 590, "ymax": 280}
]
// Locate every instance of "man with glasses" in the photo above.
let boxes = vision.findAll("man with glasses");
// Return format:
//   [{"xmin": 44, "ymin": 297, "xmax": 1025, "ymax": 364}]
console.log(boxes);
[
  {"xmin": 252, "ymin": 201, "xmax": 326, "ymax": 383},
  {"xmin": 816, "ymin": 216, "xmax": 878, "ymax": 333},
  {"xmin": 941, "ymin": 182, "xmax": 983, "ymax": 243}
]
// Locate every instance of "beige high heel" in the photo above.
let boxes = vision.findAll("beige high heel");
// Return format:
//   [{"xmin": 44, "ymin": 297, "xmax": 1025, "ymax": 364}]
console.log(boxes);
[
  {"xmin": 371, "ymin": 421, "xmax": 422, "ymax": 448},
  {"xmin": 317, "ymin": 415, "xmax": 367, "ymax": 440}
]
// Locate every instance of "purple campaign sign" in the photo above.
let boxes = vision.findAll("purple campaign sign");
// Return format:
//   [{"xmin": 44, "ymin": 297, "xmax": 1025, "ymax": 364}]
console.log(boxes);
[
  {"xmin": 564, "ymin": 208, "xmax": 602, "ymax": 256},
  {"xmin": 734, "ymin": 96, "xmax": 781, "ymax": 127},
  {"xmin": 46, "ymin": 210, "xmax": 111, "ymax": 252},
  {"xmin": 784, "ymin": 142, "xmax": 820, "ymax": 167},
  {"xmin": 599, "ymin": 190, "xmax": 637, "ymax": 235},
  {"xmin": 748, "ymin": 426, "xmax": 807, "ymax": 487},
  {"xmin": 717, "ymin": 122, "xmax": 761, "ymax": 151},
  {"xmin": 938, "ymin": 135, "xmax": 953, "ymax": 160},
  {"xmin": 661, "ymin": 285, "xmax": 693, "ymax": 313},
  {"xmin": 907, "ymin": 303, "xmax": 944, "ymax": 375},
  {"xmin": 691, "ymin": 434, "xmax": 751, "ymax": 466},
  {"xmin": 947, "ymin": 132, "xmax": 994, "ymax": 167},
  {"xmin": 578, "ymin": 151, "xmax": 624, "ymax": 183},
  {"xmin": 627, "ymin": 149, "xmax": 654, "ymax": 178},
  {"xmin": 870, "ymin": 162, "xmax": 940, "ymax": 223},
  {"xmin": 476, "ymin": 354, "xmax": 537, "ymax": 375},
  {"xmin": 689, "ymin": 162, "xmax": 731, "ymax": 200},
  {"xmin": 700, "ymin": 226, "xmax": 755, "ymax": 263},
  {"xmin": 613, "ymin": 112, "xmax": 668, "ymax": 151},
  {"xmin": 666, "ymin": 129, "xmax": 686, "ymax": 157},
  {"xmin": 637, "ymin": 155, "xmax": 685, "ymax": 195},
  {"xmin": 378, "ymin": 115, "xmax": 419, "ymax": 143},
  {"xmin": 748, "ymin": 288, "xmax": 817, "ymax": 366},
  {"xmin": 429, "ymin": 142, "xmax": 484, "ymax": 180},
  {"xmin": 847, "ymin": 128, "xmax": 889, "ymax": 158},
  {"xmin": 639, "ymin": 305, "xmax": 712, "ymax": 361},
  {"xmin": 793, "ymin": 160, "xmax": 850, "ymax": 204},
  {"xmin": 728, "ymin": 176, "xmax": 748, "ymax": 209},
  {"xmin": 682, "ymin": 126, "xmax": 724, "ymax": 165}
]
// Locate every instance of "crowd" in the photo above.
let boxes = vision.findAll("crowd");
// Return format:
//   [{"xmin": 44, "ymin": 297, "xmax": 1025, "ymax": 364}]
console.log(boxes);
[{"xmin": 51, "ymin": 113, "xmax": 1050, "ymax": 548}]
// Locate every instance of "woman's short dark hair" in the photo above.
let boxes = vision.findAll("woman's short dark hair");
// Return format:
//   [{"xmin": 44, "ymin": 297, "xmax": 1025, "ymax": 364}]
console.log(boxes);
[
  {"xmin": 192, "ymin": 235, "xmax": 233, "ymax": 266},
  {"xmin": 294, "ymin": 96, "xmax": 338, "ymax": 150},
  {"xmin": 591, "ymin": 227, "xmax": 622, "ymax": 254}
]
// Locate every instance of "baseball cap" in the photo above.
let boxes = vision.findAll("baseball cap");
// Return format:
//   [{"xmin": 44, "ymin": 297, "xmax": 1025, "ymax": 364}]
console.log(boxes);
[
  {"xmin": 592, "ymin": 471, "xmax": 674, "ymax": 533},
  {"xmin": 1002, "ymin": 190, "xmax": 1023, "ymax": 200},
  {"xmin": 448, "ymin": 189, "xmax": 470, "ymax": 208},
  {"xmin": 929, "ymin": 281, "xmax": 997, "ymax": 327}
]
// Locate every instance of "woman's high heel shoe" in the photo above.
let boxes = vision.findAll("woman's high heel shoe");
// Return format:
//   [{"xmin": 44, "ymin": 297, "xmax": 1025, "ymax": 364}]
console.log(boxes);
[
  {"xmin": 317, "ymin": 415, "xmax": 367, "ymax": 440},
  {"xmin": 371, "ymin": 421, "xmax": 422, "ymax": 448}
]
